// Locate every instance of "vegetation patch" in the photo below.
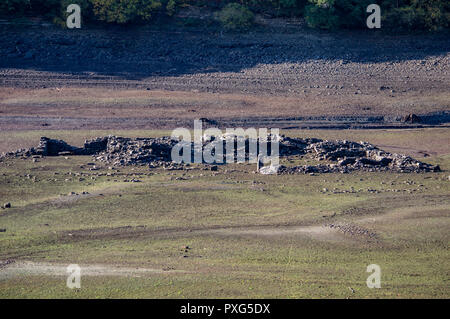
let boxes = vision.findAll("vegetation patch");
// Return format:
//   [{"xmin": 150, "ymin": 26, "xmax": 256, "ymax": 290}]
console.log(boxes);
[{"xmin": 1, "ymin": 0, "xmax": 448, "ymax": 31}]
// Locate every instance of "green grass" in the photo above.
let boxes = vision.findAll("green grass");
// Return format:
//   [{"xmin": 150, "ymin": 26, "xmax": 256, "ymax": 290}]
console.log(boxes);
[{"xmin": 0, "ymin": 129, "xmax": 449, "ymax": 298}]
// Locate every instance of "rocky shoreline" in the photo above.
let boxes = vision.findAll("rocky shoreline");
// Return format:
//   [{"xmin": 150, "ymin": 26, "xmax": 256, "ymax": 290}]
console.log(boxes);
[{"xmin": 1, "ymin": 25, "xmax": 448, "ymax": 132}]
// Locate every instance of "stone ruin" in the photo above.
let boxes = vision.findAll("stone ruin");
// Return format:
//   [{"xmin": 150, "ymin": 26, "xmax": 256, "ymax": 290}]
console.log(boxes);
[
  {"xmin": 0, "ymin": 135, "xmax": 441, "ymax": 174},
  {"xmin": 277, "ymin": 138, "xmax": 440, "ymax": 174}
]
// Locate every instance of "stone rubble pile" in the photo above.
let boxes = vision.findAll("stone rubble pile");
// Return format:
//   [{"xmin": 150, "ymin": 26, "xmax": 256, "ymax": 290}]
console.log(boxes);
[
  {"xmin": 0, "ymin": 135, "xmax": 441, "ymax": 174},
  {"xmin": 92, "ymin": 136, "xmax": 177, "ymax": 166},
  {"xmin": 0, "ymin": 136, "xmax": 108, "ymax": 157},
  {"xmin": 278, "ymin": 138, "xmax": 440, "ymax": 174},
  {"xmin": 327, "ymin": 223, "xmax": 378, "ymax": 239}
]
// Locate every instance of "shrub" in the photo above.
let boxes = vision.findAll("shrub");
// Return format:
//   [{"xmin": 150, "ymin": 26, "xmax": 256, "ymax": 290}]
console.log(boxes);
[
  {"xmin": 52, "ymin": 0, "xmax": 92, "ymax": 28},
  {"xmin": 334, "ymin": 0, "xmax": 373, "ymax": 29},
  {"xmin": 380, "ymin": 0, "xmax": 448, "ymax": 31},
  {"xmin": 0, "ymin": 0, "xmax": 61, "ymax": 16},
  {"xmin": 1, "ymin": 0, "xmax": 448, "ymax": 30},
  {"xmin": 217, "ymin": 3, "xmax": 254, "ymax": 31},
  {"xmin": 90, "ymin": 0, "xmax": 163, "ymax": 24},
  {"xmin": 0, "ymin": 0, "xmax": 30, "ymax": 15},
  {"xmin": 0, "ymin": 0, "xmax": 90, "ymax": 20},
  {"xmin": 305, "ymin": 0, "xmax": 375, "ymax": 29},
  {"xmin": 304, "ymin": 0, "xmax": 339, "ymax": 29},
  {"xmin": 166, "ymin": 0, "xmax": 177, "ymax": 16},
  {"xmin": 384, "ymin": 6, "xmax": 420, "ymax": 30},
  {"xmin": 240, "ymin": 0, "xmax": 308, "ymax": 17}
]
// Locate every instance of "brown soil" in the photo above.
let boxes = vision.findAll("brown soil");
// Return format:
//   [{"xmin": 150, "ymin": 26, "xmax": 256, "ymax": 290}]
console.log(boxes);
[{"xmin": 0, "ymin": 26, "xmax": 449, "ymax": 130}]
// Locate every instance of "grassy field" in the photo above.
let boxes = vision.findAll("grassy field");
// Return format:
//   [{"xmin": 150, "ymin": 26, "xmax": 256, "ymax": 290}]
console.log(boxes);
[{"xmin": 0, "ymin": 129, "xmax": 449, "ymax": 298}]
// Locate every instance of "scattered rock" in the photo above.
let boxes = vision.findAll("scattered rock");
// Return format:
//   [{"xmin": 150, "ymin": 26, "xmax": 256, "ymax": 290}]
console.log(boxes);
[
  {"xmin": 278, "ymin": 138, "xmax": 438, "ymax": 174},
  {"xmin": 198, "ymin": 117, "xmax": 218, "ymax": 125},
  {"xmin": 0, "ymin": 259, "xmax": 15, "ymax": 268},
  {"xmin": 259, "ymin": 165, "xmax": 280, "ymax": 175},
  {"xmin": 328, "ymin": 223, "xmax": 377, "ymax": 239},
  {"xmin": 403, "ymin": 113, "xmax": 421, "ymax": 124}
]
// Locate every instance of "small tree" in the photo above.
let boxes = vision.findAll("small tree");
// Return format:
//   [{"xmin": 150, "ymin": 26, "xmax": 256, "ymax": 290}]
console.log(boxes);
[
  {"xmin": 304, "ymin": 0, "xmax": 339, "ymax": 29},
  {"xmin": 90, "ymin": 0, "xmax": 163, "ymax": 24},
  {"xmin": 217, "ymin": 3, "xmax": 254, "ymax": 31}
]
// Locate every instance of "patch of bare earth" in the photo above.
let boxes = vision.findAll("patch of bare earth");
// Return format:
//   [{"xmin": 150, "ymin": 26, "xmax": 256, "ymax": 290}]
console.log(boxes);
[
  {"xmin": 0, "ymin": 261, "xmax": 187, "ymax": 279},
  {"xmin": 0, "ymin": 86, "xmax": 448, "ymax": 130}
]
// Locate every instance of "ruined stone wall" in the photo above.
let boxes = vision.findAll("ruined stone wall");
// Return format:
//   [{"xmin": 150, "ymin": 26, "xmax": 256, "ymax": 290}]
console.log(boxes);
[{"xmin": 1, "ymin": 135, "xmax": 440, "ymax": 174}]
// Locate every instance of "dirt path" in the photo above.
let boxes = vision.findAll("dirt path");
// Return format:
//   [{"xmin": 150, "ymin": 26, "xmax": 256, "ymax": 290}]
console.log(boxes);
[
  {"xmin": 0, "ymin": 261, "xmax": 187, "ymax": 279},
  {"xmin": 357, "ymin": 205, "xmax": 450, "ymax": 224},
  {"xmin": 2, "ymin": 204, "xmax": 447, "ymax": 279}
]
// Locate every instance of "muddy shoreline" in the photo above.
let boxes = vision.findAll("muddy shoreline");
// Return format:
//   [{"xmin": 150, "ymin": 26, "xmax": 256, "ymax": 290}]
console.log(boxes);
[
  {"xmin": 0, "ymin": 24, "xmax": 449, "ymax": 131},
  {"xmin": 0, "ymin": 111, "xmax": 449, "ymax": 131}
]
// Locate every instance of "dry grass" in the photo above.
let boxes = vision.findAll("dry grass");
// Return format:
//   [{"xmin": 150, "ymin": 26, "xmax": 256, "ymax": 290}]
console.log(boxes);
[{"xmin": 0, "ymin": 129, "xmax": 449, "ymax": 298}]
